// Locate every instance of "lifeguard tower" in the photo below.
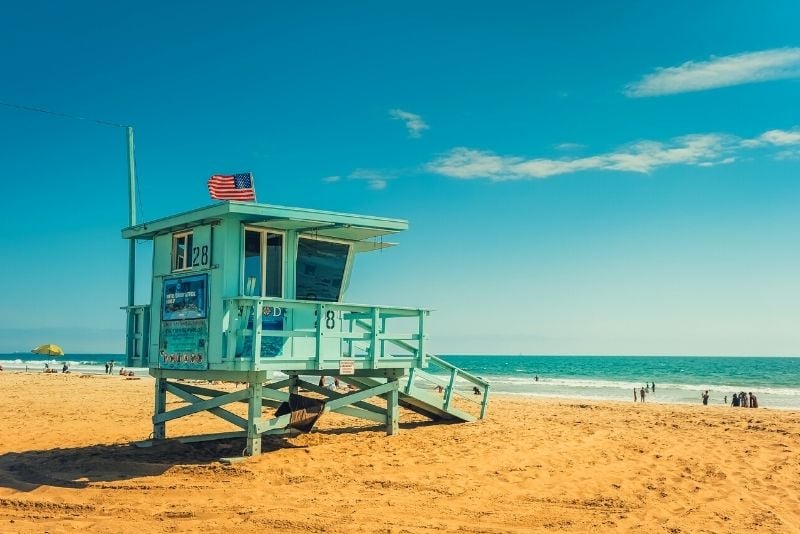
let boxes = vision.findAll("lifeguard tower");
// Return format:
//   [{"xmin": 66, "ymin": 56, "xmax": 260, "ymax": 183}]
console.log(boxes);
[{"xmin": 122, "ymin": 201, "xmax": 489, "ymax": 456}]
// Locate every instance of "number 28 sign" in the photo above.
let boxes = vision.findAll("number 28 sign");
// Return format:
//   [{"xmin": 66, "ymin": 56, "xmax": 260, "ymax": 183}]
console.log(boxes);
[
  {"xmin": 190, "ymin": 225, "xmax": 212, "ymax": 268},
  {"xmin": 191, "ymin": 244, "xmax": 210, "ymax": 268}
]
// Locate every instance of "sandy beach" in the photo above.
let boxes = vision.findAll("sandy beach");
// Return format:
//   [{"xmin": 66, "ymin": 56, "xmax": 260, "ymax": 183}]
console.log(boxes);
[{"xmin": 1, "ymin": 372, "xmax": 798, "ymax": 533}]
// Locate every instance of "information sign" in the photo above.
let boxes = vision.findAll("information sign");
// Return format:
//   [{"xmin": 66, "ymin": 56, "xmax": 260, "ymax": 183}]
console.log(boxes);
[
  {"xmin": 339, "ymin": 358, "xmax": 355, "ymax": 375},
  {"xmin": 159, "ymin": 318, "xmax": 209, "ymax": 370}
]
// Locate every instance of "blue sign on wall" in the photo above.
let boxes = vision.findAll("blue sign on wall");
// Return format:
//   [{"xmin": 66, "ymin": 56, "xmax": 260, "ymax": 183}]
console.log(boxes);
[{"xmin": 163, "ymin": 274, "xmax": 207, "ymax": 321}]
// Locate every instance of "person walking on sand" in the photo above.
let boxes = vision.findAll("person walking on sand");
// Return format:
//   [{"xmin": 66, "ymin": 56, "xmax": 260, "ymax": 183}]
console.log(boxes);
[
  {"xmin": 701, "ymin": 390, "xmax": 709, "ymax": 405},
  {"xmin": 640, "ymin": 387, "xmax": 646, "ymax": 402}
]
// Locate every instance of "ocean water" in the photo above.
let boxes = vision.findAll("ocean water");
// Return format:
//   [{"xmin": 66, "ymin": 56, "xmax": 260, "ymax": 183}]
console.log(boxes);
[
  {"xmin": 437, "ymin": 355, "xmax": 800, "ymax": 410},
  {"xmin": 2, "ymin": 353, "xmax": 797, "ymax": 410}
]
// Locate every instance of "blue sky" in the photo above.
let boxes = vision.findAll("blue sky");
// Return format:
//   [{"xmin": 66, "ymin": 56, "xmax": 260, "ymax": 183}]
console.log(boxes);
[{"xmin": 1, "ymin": 1, "xmax": 798, "ymax": 355}]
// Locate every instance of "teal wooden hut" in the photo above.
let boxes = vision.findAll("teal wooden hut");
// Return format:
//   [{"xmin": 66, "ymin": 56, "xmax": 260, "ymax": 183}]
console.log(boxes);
[{"xmin": 122, "ymin": 200, "xmax": 489, "ymax": 456}]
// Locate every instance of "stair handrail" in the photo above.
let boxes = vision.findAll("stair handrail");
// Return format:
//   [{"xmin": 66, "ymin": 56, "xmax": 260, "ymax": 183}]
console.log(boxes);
[{"xmin": 354, "ymin": 319, "xmax": 489, "ymax": 418}]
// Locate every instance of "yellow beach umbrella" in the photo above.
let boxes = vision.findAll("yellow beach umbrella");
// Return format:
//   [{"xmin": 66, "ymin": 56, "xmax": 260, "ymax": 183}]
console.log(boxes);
[{"xmin": 31, "ymin": 344, "xmax": 65, "ymax": 356}]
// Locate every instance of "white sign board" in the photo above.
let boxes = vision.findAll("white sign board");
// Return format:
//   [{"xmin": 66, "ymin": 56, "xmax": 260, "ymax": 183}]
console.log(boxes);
[{"xmin": 339, "ymin": 359, "xmax": 355, "ymax": 375}]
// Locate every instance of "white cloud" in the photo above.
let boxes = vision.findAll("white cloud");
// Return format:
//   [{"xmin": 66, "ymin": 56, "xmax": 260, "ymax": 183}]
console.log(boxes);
[
  {"xmin": 321, "ymin": 175, "xmax": 341, "ymax": 183},
  {"xmin": 757, "ymin": 129, "xmax": 800, "ymax": 146},
  {"xmin": 555, "ymin": 142, "xmax": 585, "ymax": 151},
  {"xmin": 741, "ymin": 128, "xmax": 800, "ymax": 148},
  {"xmin": 389, "ymin": 109, "xmax": 429, "ymax": 138},
  {"xmin": 775, "ymin": 149, "xmax": 800, "ymax": 160},
  {"xmin": 426, "ymin": 127, "xmax": 798, "ymax": 181},
  {"xmin": 625, "ymin": 48, "xmax": 800, "ymax": 97},
  {"xmin": 427, "ymin": 133, "xmax": 739, "ymax": 181},
  {"xmin": 349, "ymin": 168, "xmax": 392, "ymax": 190}
]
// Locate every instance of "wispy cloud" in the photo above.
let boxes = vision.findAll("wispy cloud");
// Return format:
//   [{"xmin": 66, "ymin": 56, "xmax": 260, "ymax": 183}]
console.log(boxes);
[
  {"xmin": 757, "ymin": 128, "xmax": 800, "ymax": 146},
  {"xmin": 625, "ymin": 48, "xmax": 800, "ymax": 97},
  {"xmin": 775, "ymin": 149, "xmax": 800, "ymax": 160},
  {"xmin": 555, "ymin": 142, "xmax": 585, "ymax": 151},
  {"xmin": 349, "ymin": 168, "xmax": 393, "ymax": 190},
  {"xmin": 426, "ymin": 127, "xmax": 800, "ymax": 181},
  {"xmin": 321, "ymin": 175, "xmax": 341, "ymax": 184},
  {"xmin": 741, "ymin": 128, "xmax": 800, "ymax": 148},
  {"xmin": 389, "ymin": 109, "xmax": 429, "ymax": 138}
]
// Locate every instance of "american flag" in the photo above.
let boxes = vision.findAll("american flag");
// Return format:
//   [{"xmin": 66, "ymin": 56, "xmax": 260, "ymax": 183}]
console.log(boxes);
[{"xmin": 207, "ymin": 173, "xmax": 256, "ymax": 201}]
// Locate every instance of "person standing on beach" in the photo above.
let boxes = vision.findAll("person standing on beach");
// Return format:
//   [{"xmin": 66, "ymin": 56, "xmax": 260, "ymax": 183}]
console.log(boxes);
[
  {"xmin": 109, "ymin": 360, "xmax": 115, "ymax": 374},
  {"xmin": 740, "ymin": 392, "xmax": 749, "ymax": 408},
  {"xmin": 651, "ymin": 382, "xmax": 655, "ymax": 393},
  {"xmin": 731, "ymin": 393, "xmax": 740, "ymax": 407},
  {"xmin": 749, "ymin": 392, "xmax": 758, "ymax": 408},
  {"xmin": 701, "ymin": 391, "xmax": 709, "ymax": 405},
  {"xmin": 640, "ymin": 387, "xmax": 646, "ymax": 402},
  {"xmin": 634, "ymin": 388, "xmax": 637, "ymax": 402}
]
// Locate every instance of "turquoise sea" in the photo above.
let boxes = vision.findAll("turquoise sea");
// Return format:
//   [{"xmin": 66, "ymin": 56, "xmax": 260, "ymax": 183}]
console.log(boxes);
[
  {"xmin": 440, "ymin": 355, "xmax": 800, "ymax": 410},
  {"xmin": 2, "ymin": 353, "xmax": 798, "ymax": 410}
]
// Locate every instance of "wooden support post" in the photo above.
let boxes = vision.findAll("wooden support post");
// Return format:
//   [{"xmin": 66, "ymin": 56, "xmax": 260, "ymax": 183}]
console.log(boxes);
[
  {"xmin": 289, "ymin": 374, "xmax": 299, "ymax": 397},
  {"xmin": 480, "ymin": 384, "xmax": 490, "ymax": 419},
  {"xmin": 405, "ymin": 367, "xmax": 415, "ymax": 394},
  {"xmin": 153, "ymin": 377, "xmax": 167, "ymax": 440},
  {"xmin": 385, "ymin": 378, "xmax": 399, "ymax": 436},
  {"xmin": 246, "ymin": 381, "xmax": 263, "ymax": 456},
  {"xmin": 443, "ymin": 367, "xmax": 458, "ymax": 411}
]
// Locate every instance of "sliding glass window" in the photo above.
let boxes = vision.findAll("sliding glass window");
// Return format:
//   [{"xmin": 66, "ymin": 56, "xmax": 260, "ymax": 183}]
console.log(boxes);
[
  {"xmin": 296, "ymin": 237, "xmax": 350, "ymax": 302},
  {"xmin": 242, "ymin": 228, "xmax": 283, "ymax": 297}
]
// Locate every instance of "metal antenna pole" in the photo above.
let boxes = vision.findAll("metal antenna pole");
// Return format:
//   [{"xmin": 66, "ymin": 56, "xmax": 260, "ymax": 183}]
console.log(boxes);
[{"xmin": 126, "ymin": 126, "xmax": 137, "ymax": 360}]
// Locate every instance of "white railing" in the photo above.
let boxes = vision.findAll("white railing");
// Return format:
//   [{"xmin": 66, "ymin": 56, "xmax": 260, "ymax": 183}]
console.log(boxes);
[
  {"xmin": 222, "ymin": 297, "xmax": 430, "ymax": 371},
  {"xmin": 405, "ymin": 355, "xmax": 490, "ymax": 419}
]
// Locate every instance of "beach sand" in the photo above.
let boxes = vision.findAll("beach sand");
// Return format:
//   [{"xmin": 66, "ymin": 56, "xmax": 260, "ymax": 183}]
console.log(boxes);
[{"xmin": 0, "ymin": 372, "xmax": 798, "ymax": 533}]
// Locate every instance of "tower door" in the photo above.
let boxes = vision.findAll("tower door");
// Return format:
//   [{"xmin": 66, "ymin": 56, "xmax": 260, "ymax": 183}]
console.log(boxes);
[{"xmin": 242, "ymin": 228, "xmax": 285, "ymax": 357}]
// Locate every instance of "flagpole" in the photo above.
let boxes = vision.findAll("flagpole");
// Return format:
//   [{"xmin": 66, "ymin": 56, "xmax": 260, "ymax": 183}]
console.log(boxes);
[{"xmin": 126, "ymin": 126, "xmax": 136, "ymax": 361}]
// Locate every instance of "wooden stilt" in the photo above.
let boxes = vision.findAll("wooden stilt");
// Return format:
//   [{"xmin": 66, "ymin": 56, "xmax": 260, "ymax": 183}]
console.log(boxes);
[
  {"xmin": 385, "ymin": 378, "xmax": 399, "ymax": 436},
  {"xmin": 153, "ymin": 377, "xmax": 167, "ymax": 440},
  {"xmin": 246, "ymin": 381, "xmax": 263, "ymax": 456}
]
